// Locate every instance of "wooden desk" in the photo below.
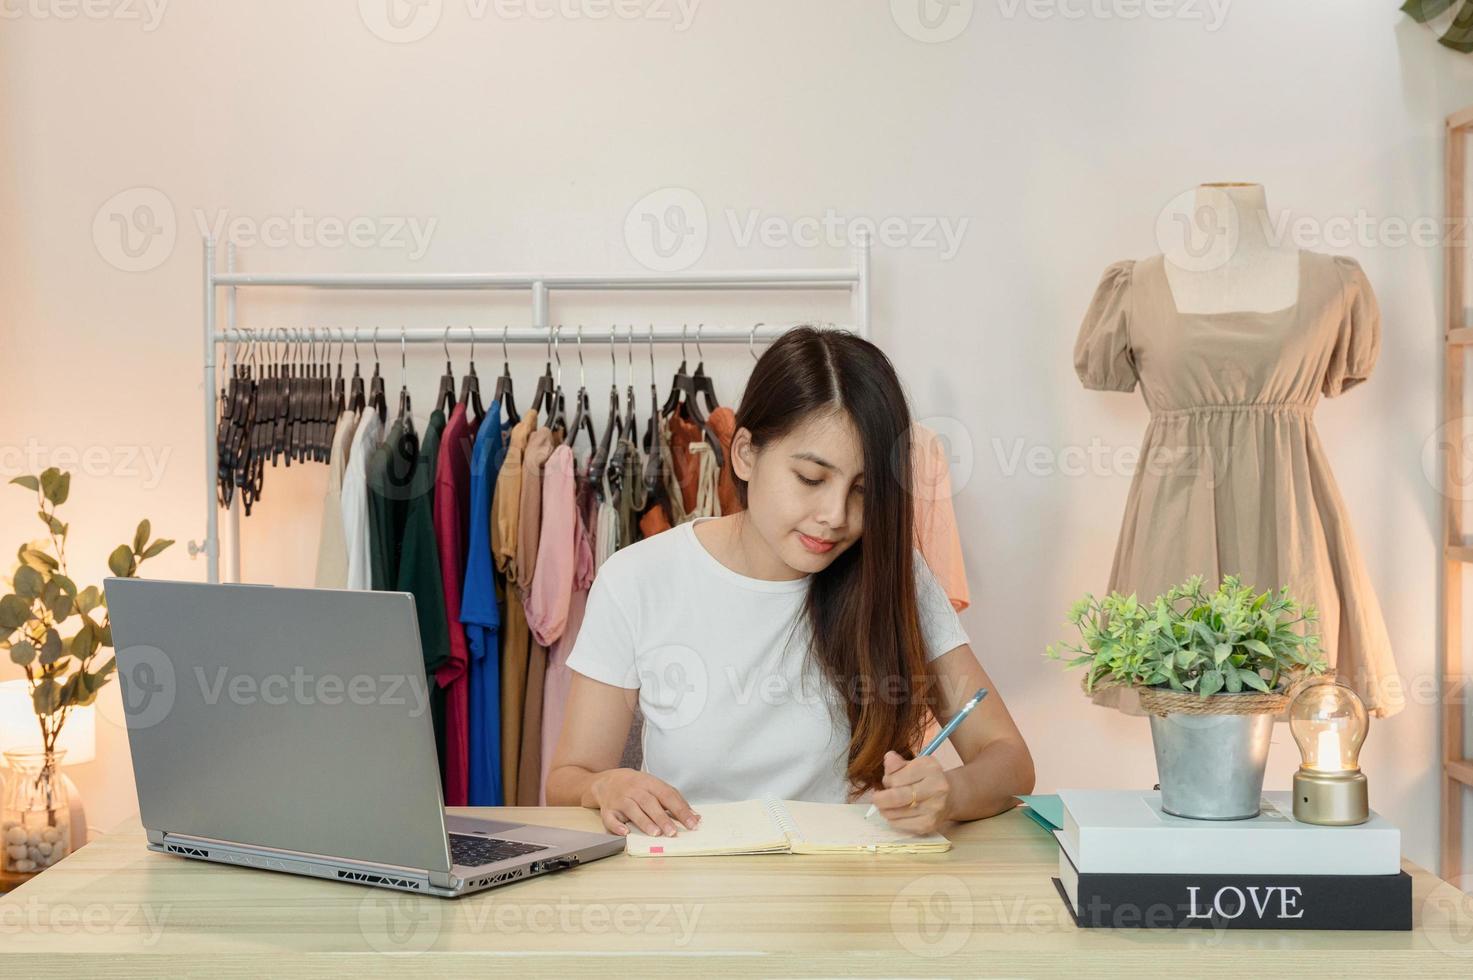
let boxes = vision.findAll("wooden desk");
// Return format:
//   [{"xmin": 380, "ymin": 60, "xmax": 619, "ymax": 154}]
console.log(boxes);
[{"xmin": 2, "ymin": 805, "xmax": 1471, "ymax": 976}]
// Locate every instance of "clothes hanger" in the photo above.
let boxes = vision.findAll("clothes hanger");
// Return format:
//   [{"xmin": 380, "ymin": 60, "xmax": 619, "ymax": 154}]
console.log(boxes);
[
  {"xmin": 369, "ymin": 327, "xmax": 387, "ymax": 425},
  {"xmin": 565, "ymin": 325, "xmax": 598, "ymax": 458},
  {"xmin": 395, "ymin": 328, "xmax": 415, "ymax": 438},
  {"xmin": 659, "ymin": 323, "xmax": 693, "ymax": 417},
  {"xmin": 590, "ymin": 324, "xmax": 623, "ymax": 494},
  {"xmin": 530, "ymin": 324, "xmax": 556, "ymax": 421},
  {"xmin": 435, "ymin": 326, "xmax": 458, "ymax": 417},
  {"xmin": 493, "ymin": 324, "xmax": 519, "ymax": 419},
  {"xmin": 216, "ymin": 332, "xmax": 238, "ymax": 509},
  {"xmin": 685, "ymin": 323, "xmax": 723, "ymax": 469},
  {"xmin": 690, "ymin": 322, "xmax": 721, "ymax": 415},
  {"xmin": 623, "ymin": 323, "xmax": 640, "ymax": 447},
  {"xmin": 349, "ymin": 329, "xmax": 366, "ymax": 415},
  {"xmin": 458, "ymin": 325, "xmax": 486, "ymax": 422},
  {"xmin": 642, "ymin": 325, "xmax": 664, "ymax": 499},
  {"xmin": 548, "ymin": 326, "xmax": 568, "ymax": 435}
]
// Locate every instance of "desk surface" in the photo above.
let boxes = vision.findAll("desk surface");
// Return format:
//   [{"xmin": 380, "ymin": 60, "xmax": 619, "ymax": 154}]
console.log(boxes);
[{"xmin": 2, "ymin": 805, "xmax": 1472, "ymax": 977}]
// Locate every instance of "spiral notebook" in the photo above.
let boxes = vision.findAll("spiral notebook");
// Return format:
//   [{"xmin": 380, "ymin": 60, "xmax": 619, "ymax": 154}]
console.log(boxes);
[{"xmin": 624, "ymin": 799, "xmax": 952, "ymax": 857}]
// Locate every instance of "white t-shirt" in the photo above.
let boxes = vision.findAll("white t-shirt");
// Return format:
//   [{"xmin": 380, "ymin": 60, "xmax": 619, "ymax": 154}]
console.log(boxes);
[{"xmin": 565, "ymin": 516, "xmax": 971, "ymax": 804}]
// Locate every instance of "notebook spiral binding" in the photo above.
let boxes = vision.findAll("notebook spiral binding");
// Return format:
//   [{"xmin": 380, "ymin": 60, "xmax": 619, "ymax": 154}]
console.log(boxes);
[{"xmin": 764, "ymin": 798, "xmax": 799, "ymax": 839}]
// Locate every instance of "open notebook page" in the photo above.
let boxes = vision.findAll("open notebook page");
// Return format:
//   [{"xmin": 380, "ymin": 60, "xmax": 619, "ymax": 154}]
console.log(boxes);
[
  {"xmin": 782, "ymin": 801, "xmax": 952, "ymax": 853},
  {"xmin": 624, "ymin": 799, "xmax": 790, "ymax": 857}
]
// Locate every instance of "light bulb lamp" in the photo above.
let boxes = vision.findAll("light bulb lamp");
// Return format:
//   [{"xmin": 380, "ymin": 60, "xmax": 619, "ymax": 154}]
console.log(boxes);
[{"xmin": 1289, "ymin": 680, "xmax": 1369, "ymax": 826}]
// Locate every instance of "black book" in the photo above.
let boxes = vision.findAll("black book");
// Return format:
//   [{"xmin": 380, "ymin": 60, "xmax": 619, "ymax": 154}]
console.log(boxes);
[{"xmin": 1054, "ymin": 845, "xmax": 1411, "ymax": 930}]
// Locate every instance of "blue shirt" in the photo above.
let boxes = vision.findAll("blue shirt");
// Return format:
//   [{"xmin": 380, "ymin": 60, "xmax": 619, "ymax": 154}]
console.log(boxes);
[{"xmin": 460, "ymin": 399, "xmax": 513, "ymax": 806}]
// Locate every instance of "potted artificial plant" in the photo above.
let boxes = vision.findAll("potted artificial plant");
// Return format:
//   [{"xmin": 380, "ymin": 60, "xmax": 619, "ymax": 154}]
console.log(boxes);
[
  {"xmin": 0, "ymin": 469, "xmax": 171, "ymax": 875},
  {"xmin": 1046, "ymin": 574, "xmax": 1328, "ymax": 820}
]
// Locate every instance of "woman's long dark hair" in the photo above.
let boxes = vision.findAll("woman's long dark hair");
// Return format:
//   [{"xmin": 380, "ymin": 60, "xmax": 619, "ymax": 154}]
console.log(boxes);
[{"xmin": 731, "ymin": 326, "xmax": 930, "ymax": 795}]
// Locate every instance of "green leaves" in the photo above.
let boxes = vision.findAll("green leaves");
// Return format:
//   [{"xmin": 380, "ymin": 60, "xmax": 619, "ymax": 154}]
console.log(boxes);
[
  {"xmin": 107, "ymin": 545, "xmax": 136, "ymax": 579},
  {"xmin": 1046, "ymin": 574, "xmax": 1328, "ymax": 699},
  {"xmin": 4, "ymin": 468, "xmax": 170, "ymax": 730},
  {"xmin": 1404, "ymin": 1, "xmax": 1473, "ymax": 53}
]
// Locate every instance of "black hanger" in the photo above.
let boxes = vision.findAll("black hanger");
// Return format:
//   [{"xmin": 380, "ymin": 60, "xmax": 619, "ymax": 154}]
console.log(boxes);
[
  {"xmin": 492, "ymin": 325, "xmax": 518, "ymax": 419},
  {"xmin": 659, "ymin": 324, "xmax": 692, "ymax": 417},
  {"xmin": 688, "ymin": 324, "xmax": 724, "ymax": 468},
  {"xmin": 547, "ymin": 326, "xmax": 568, "ymax": 435},
  {"xmin": 435, "ymin": 326, "xmax": 458, "ymax": 417},
  {"xmin": 395, "ymin": 329, "xmax": 415, "ymax": 438},
  {"xmin": 530, "ymin": 325, "xmax": 556, "ymax": 423},
  {"xmin": 349, "ymin": 330, "xmax": 366, "ymax": 415},
  {"xmin": 590, "ymin": 325, "xmax": 624, "ymax": 495},
  {"xmin": 565, "ymin": 326, "xmax": 598, "ymax": 457},
  {"xmin": 642, "ymin": 326, "xmax": 664, "ymax": 499},
  {"xmin": 458, "ymin": 326, "xmax": 486, "ymax": 422},
  {"xmin": 368, "ymin": 328, "xmax": 387, "ymax": 425}
]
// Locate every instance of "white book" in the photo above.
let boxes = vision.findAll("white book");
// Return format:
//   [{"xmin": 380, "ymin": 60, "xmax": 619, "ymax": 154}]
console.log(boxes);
[
  {"xmin": 1057, "ymin": 789, "xmax": 1401, "ymax": 876},
  {"xmin": 624, "ymin": 799, "xmax": 951, "ymax": 857}
]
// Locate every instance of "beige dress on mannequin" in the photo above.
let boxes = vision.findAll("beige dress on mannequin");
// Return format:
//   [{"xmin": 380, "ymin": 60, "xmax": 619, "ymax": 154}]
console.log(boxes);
[{"xmin": 1074, "ymin": 250, "xmax": 1404, "ymax": 719}]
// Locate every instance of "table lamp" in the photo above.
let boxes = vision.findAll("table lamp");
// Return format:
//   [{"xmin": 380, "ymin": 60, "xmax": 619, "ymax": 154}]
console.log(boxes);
[{"xmin": 1289, "ymin": 679, "xmax": 1369, "ymax": 826}]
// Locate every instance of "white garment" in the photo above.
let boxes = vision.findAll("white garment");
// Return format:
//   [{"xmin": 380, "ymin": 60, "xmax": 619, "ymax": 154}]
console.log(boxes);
[
  {"xmin": 314, "ymin": 408, "xmax": 359, "ymax": 588},
  {"xmin": 564, "ymin": 516, "xmax": 970, "ymax": 805},
  {"xmin": 340, "ymin": 409, "xmax": 384, "ymax": 591}
]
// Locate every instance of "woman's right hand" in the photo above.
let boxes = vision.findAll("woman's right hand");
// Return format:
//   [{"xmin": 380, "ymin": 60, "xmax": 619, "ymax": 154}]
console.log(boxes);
[{"xmin": 590, "ymin": 768, "xmax": 701, "ymax": 838}]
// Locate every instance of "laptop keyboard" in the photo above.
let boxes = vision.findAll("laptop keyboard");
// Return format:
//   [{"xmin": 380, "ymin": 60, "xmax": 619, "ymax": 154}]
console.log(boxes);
[{"xmin": 449, "ymin": 833, "xmax": 549, "ymax": 868}]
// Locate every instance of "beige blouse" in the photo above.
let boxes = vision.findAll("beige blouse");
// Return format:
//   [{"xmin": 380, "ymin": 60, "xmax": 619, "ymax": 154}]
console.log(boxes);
[{"xmin": 1074, "ymin": 250, "xmax": 1404, "ymax": 718}]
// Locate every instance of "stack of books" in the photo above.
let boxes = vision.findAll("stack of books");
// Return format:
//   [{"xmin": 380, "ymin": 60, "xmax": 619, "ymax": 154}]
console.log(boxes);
[{"xmin": 1050, "ymin": 789, "xmax": 1411, "ymax": 930}]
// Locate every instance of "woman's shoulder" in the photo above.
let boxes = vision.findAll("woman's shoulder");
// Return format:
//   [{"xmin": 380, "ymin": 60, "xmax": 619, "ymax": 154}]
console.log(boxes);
[{"xmin": 594, "ymin": 522, "xmax": 694, "ymax": 589}]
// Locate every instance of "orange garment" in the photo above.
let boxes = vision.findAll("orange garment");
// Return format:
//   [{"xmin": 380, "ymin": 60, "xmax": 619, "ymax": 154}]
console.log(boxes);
[
  {"xmin": 707, "ymin": 406, "xmax": 741, "ymax": 515},
  {"xmin": 491, "ymin": 409, "xmax": 537, "ymax": 802},
  {"xmin": 910, "ymin": 422, "xmax": 970, "ymax": 613}
]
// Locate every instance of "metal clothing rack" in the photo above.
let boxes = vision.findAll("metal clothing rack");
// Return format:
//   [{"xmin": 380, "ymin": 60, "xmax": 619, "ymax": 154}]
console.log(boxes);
[{"xmin": 199, "ymin": 233, "xmax": 873, "ymax": 584}]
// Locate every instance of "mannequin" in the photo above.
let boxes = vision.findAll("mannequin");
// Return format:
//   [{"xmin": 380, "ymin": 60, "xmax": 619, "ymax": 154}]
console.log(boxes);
[{"xmin": 1162, "ymin": 182, "xmax": 1300, "ymax": 315}]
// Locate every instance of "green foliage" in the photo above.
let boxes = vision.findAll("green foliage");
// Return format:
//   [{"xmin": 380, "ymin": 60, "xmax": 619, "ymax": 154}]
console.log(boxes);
[
  {"xmin": 0, "ymin": 469, "xmax": 171, "ymax": 753},
  {"xmin": 1403, "ymin": 1, "xmax": 1473, "ymax": 54},
  {"xmin": 1045, "ymin": 575, "xmax": 1328, "ymax": 699}
]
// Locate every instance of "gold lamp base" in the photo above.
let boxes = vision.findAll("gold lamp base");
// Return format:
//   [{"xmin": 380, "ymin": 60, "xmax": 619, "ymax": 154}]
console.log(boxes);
[{"xmin": 1292, "ymin": 767, "xmax": 1369, "ymax": 825}]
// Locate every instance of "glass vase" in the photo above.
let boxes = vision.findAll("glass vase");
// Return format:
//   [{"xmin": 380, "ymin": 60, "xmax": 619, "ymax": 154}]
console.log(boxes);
[{"xmin": 2, "ymin": 749, "xmax": 72, "ymax": 876}]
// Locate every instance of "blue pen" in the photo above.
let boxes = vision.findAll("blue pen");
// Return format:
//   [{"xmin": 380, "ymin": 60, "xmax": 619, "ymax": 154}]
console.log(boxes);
[{"xmin": 864, "ymin": 687, "xmax": 990, "ymax": 819}]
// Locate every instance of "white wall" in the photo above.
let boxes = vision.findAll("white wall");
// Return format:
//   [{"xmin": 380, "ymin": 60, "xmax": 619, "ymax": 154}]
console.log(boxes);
[{"xmin": 2, "ymin": 0, "xmax": 1471, "ymax": 879}]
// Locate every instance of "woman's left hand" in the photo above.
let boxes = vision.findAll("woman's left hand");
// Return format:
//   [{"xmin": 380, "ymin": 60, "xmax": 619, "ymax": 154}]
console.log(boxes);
[{"xmin": 871, "ymin": 751, "xmax": 951, "ymax": 835}]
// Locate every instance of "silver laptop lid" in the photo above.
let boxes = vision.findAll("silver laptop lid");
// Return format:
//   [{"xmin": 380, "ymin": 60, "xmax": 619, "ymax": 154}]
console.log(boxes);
[{"xmin": 103, "ymin": 578, "xmax": 451, "ymax": 874}]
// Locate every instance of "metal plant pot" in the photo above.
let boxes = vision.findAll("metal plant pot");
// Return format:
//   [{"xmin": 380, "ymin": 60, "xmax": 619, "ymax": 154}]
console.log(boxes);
[{"xmin": 1148, "ymin": 708, "xmax": 1275, "ymax": 820}]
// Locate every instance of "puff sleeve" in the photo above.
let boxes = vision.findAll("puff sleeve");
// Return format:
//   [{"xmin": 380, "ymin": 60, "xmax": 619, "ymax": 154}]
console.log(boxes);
[
  {"xmin": 1073, "ymin": 260, "xmax": 1138, "ymax": 392},
  {"xmin": 1323, "ymin": 255, "xmax": 1380, "ymax": 398}
]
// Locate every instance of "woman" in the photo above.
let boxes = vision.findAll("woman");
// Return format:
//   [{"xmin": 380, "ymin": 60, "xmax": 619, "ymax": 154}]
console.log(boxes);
[{"xmin": 546, "ymin": 327, "xmax": 1033, "ymax": 838}]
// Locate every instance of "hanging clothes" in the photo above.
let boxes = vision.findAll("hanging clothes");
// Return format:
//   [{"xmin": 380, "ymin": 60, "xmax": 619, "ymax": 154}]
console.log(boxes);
[
  {"xmin": 367, "ymin": 418, "xmax": 418, "ymax": 591},
  {"xmin": 313, "ymin": 406, "xmax": 357, "ymax": 588},
  {"xmin": 594, "ymin": 459, "xmax": 619, "ymax": 571},
  {"xmin": 526, "ymin": 443, "xmax": 578, "ymax": 647},
  {"xmin": 616, "ymin": 431, "xmax": 648, "ymax": 553},
  {"xmin": 433, "ymin": 403, "xmax": 478, "ymax": 806},
  {"xmin": 515, "ymin": 425, "xmax": 562, "ymax": 808},
  {"xmin": 707, "ymin": 405, "xmax": 741, "ymax": 516},
  {"xmin": 461, "ymin": 399, "xmax": 511, "ymax": 807},
  {"xmin": 491, "ymin": 409, "xmax": 538, "ymax": 803},
  {"xmin": 910, "ymin": 422, "xmax": 971, "ymax": 613},
  {"xmin": 540, "ymin": 456, "xmax": 597, "ymax": 803},
  {"xmin": 397, "ymin": 409, "xmax": 451, "ymax": 773},
  {"xmin": 341, "ymin": 409, "xmax": 384, "ymax": 590}
]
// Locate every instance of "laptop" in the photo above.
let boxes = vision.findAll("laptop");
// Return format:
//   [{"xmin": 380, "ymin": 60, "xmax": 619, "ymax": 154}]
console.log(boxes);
[{"xmin": 103, "ymin": 577, "xmax": 625, "ymax": 898}]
